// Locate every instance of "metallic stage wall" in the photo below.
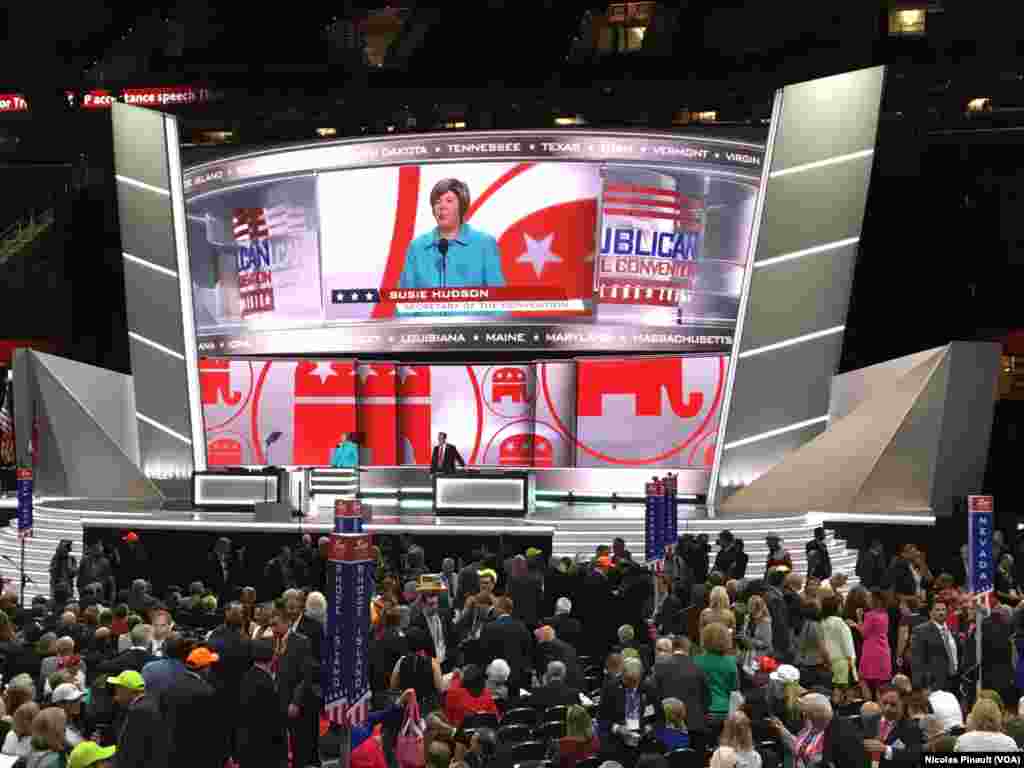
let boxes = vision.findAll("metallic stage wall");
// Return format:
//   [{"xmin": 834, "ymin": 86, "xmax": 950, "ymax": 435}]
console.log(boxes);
[
  {"xmin": 708, "ymin": 66, "xmax": 887, "ymax": 509},
  {"xmin": 112, "ymin": 104, "xmax": 203, "ymax": 496}
]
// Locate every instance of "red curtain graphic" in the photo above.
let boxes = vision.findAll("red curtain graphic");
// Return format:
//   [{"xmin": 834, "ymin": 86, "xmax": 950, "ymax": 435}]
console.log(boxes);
[
  {"xmin": 291, "ymin": 360, "xmax": 357, "ymax": 465},
  {"xmin": 356, "ymin": 362, "xmax": 398, "ymax": 466},
  {"xmin": 397, "ymin": 365, "xmax": 432, "ymax": 465}
]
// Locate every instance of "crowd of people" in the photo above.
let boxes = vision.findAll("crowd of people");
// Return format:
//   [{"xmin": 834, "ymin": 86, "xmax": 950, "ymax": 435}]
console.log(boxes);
[{"xmin": 0, "ymin": 525, "xmax": 1018, "ymax": 768}]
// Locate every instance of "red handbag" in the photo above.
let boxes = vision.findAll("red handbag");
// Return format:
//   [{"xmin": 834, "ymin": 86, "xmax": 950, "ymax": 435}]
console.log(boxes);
[{"xmin": 396, "ymin": 691, "xmax": 426, "ymax": 768}]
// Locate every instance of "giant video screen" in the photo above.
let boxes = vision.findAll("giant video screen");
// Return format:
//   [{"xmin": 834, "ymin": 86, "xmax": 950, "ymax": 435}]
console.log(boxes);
[
  {"xmin": 200, "ymin": 355, "xmax": 725, "ymax": 469},
  {"xmin": 183, "ymin": 132, "xmax": 763, "ymax": 355}
]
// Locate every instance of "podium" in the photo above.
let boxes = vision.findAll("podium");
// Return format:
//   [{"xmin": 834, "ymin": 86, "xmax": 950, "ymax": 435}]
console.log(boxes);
[{"xmin": 433, "ymin": 470, "xmax": 534, "ymax": 517}]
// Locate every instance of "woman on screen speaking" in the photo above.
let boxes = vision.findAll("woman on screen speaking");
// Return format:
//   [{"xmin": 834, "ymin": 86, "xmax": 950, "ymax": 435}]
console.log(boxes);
[{"xmin": 397, "ymin": 178, "xmax": 506, "ymax": 289}]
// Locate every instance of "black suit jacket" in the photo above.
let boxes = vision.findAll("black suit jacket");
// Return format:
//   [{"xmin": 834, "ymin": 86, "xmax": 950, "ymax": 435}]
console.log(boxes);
[
  {"xmin": 238, "ymin": 666, "xmax": 286, "ymax": 768},
  {"xmin": 162, "ymin": 670, "xmax": 220, "ymax": 768},
  {"xmin": 370, "ymin": 629, "xmax": 409, "ymax": 694},
  {"xmin": 910, "ymin": 621, "xmax": 958, "ymax": 691},
  {"xmin": 598, "ymin": 679, "xmax": 663, "ymax": 746},
  {"xmin": 276, "ymin": 631, "xmax": 314, "ymax": 713},
  {"xmin": 546, "ymin": 614, "xmax": 583, "ymax": 652},
  {"xmin": 430, "ymin": 443, "xmax": 465, "ymax": 474},
  {"xmin": 98, "ymin": 647, "xmax": 158, "ymax": 677},
  {"xmin": 879, "ymin": 718, "xmax": 925, "ymax": 766},
  {"xmin": 509, "ymin": 573, "xmax": 544, "ymax": 628},
  {"xmin": 529, "ymin": 681, "xmax": 581, "ymax": 712},
  {"xmin": 822, "ymin": 714, "xmax": 870, "ymax": 768},
  {"xmin": 536, "ymin": 637, "xmax": 583, "ymax": 689},
  {"xmin": 479, "ymin": 615, "xmax": 534, "ymax": 688},
  {"xmin": 296, "ymin": 615, "xmax": 324, "ymax": 700},
  {"xmin": 207, "ymin": 625, "xmax": 252, "ymax": 720},
  {"xmin": 117, "ymin": 693, "xmax": 168, "ymax": 768},
  {"xmin": 965, "ymin": 614, "xmax": 1014, "ymax": 688},
  {"xmin": 651, "ymin": 655, "xmax": 707, "ymax": 734}
]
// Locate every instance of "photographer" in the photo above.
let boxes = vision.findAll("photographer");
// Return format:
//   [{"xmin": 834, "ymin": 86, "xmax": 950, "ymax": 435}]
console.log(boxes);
[{"xmin": 49, "ymin": 540, "xmax": 78, "ymax": 599}]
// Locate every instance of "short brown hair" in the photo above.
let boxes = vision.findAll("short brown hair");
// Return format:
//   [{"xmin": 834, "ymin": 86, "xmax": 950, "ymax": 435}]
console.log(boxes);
[
  {"xmin": 701, "ymin": 622, "xmax": 731, "ymax": 654},
  {"xmin": 429, "ymin": 179, "xmax": 471, "ymax": 221}
]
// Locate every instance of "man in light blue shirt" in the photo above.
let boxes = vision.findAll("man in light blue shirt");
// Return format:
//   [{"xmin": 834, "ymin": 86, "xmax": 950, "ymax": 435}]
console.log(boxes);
[
  {"xmin": 397, "ymin": 178, "xmax": 506, "ymax": 289},
  {"xmin": 330, "ymin": 433, "xmax": 359, "ymax": 468}
]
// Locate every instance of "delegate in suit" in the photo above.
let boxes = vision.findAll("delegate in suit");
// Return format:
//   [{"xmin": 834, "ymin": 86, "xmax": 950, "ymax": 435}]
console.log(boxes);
[
  {"xmin": 397, "ymin": 178, "xmax": 505, "ymax": 290},
  {"xmin": 430, "ymin": 432, "xmax": 466, "ymax": 474},
  {"xmin": 910, "ymin": 597, "xmax": 959, "ymax": 692}
]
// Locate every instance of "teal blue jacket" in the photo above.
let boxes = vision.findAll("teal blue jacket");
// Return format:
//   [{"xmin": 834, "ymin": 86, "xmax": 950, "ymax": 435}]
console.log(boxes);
[
  {"xmin": 330, "ymin": 441, "xmax": 359, "ymax": 468},
  {"xmin": 398, "ymin": 223, "xmax": 505, "ymax": 289}
]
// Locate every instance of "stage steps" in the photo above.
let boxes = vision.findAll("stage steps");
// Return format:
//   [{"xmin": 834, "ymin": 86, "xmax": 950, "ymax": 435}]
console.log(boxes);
[
  {"xmin": 0, "ymin": 496, "xmax": 91, "ymax": 603},
  {"xmin": 0, "ymin": 497, "xmax": 859, "ymax": 606},
  {"xmin": 533, "ymin": 505, "xmax": 859, "ymax": 582}
]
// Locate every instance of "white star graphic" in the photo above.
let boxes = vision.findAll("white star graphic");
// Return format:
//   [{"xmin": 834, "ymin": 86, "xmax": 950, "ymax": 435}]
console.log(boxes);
[
  {"xmin": 516, "ymin": 233, "xmax": 562, "ymax": 279},
  {"xmin": 310, "ymin": 361, "xmax": 337, "ymax": 385},
  {"xmin": 393, "ymin": 366, "xmax": 417, "ymax": 384},
  {"xmin": 349, "ymin": 292, "xmax": 358, "ymax": 301},
  {"xmin": 350, "ymin": 364, "xmax": 378, "ymax": 384},
  {"xmin": 364, "ymin": 292, "xmax": 374, "ymax": 301}
]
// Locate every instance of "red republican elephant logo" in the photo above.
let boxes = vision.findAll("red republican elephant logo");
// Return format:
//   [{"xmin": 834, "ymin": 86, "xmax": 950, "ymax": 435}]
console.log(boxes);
[
  {"xmin": 577, "ymin": 357, "xmax": 703, "ymax": 418},
  {"xmin": 531, "ymin": 435, "xmax": 554, "ymax": 467},
  {"xmin": 199, "ymin": 358, "xmax": 242, "ymax": 406},
  {"xmin": 492, "ymin": 368, "xmax": 528, "ymax": 404},
  {"xmin": 499, "ymin": 434, "xmax": 534, "ymax": 467},
  {"xmin": 207, "ymin": 437, "xmax": 243, "ymax": 466}
]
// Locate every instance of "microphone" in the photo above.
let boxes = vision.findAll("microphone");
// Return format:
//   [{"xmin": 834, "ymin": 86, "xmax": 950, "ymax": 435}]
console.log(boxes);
[{"xmin": 437, "ymin": 238, "xmax": 449, "ymax": 288}]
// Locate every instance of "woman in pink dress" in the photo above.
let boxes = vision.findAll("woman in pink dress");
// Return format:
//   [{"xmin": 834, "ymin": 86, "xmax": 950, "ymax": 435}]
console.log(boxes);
[{"xmin": 858, "ymin": 589, "xmax": 892, "ymax": 700}]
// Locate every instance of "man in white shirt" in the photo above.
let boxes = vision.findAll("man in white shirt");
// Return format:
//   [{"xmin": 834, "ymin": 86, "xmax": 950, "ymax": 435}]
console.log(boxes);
[{"xmin": 151, "ymin": 610, "xmax": 173, "ymax": 657}]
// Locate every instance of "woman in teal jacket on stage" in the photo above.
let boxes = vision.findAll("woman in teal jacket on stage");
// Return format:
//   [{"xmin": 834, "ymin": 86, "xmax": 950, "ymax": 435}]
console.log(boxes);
[{"xmin": 331, "ymin": 433, "xmax": 359, "ymax": 467}]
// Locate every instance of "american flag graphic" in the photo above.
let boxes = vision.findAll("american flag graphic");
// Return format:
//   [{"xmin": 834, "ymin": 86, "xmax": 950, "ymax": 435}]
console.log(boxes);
[
  {"xmin": 232, "ymin": 205, "xmax": 306, "ymax": 243},
  {"xmin": 602, "ymin": 183, "xmax": 705, "ymax": 232},
  {"xmin": 0, "ymin": 382, "xmax": 12, "ymax": 434},
  {"xmin": 0, "ymin": 381, "xmax": 14, "ymax": 467}
]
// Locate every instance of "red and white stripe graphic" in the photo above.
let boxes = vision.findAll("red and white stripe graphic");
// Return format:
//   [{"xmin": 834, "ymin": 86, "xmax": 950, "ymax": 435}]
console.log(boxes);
[
  {"xmin": 233, "ymin": 205, "xmax": 305, "ymax": 244},
  {"xmin": 602, "ymin": 183, "xmax": 704, "ymax": 231},
  {"xmin": 232, "ymin": 208, "xmax": 270, "ymax": 244}
]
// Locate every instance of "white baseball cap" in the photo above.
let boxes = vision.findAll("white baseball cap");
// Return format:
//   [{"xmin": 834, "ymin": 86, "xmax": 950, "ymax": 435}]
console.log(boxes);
[
  {"xmin": 52, "ymin": 683, "xmax": 84, "ymax": 704},
  {"xmin": 769, "ymin": 665, "xmax": 800, "ymax": 684}
]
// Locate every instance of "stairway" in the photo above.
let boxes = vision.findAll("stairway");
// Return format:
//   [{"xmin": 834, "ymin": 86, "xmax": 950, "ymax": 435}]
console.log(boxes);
[
  {"xmin": 532, "ymin": 504, "xmax": 858, "ymax": 582},
  {"xmin": 0, "ymin": 497, "xmax": 858, "ymax": 605}
]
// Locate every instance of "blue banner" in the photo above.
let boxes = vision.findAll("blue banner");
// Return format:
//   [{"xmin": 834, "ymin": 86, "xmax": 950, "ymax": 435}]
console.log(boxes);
[
  {"xmin": 16, "ymin": 468, "xmax": 32, "ymax": 538},
  {"xmin": 644, "ymin": 478, "xmax": 666, "ymax": 562},
  {"xmin": 968, "ymin": 495, "xmax": 994, "ymax": 594},
  {"xmin": 325, "ymin": 533, "xmax": 374, "ymax": 727},
  {"xmin": 663, "ymin": 473, "xmax": 678, "ymax": 554}
]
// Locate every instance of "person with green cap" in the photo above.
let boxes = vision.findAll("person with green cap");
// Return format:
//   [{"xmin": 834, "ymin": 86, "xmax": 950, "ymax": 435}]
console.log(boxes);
[
  {"xmin": 107, "ymin": 670, "xmax": 167, "ymax": 768},
  {"xmin": 67, "ymin": 741, "xmax": 116, "ymax": 768}
]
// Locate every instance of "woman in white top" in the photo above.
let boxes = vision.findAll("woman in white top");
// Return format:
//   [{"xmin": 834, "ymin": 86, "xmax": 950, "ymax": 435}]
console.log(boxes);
[
  {"xmin": 720, "ymin": 711, "xmax": 763, "ymax": 768},
  {"xmin": 955, "ymin": 698, "xmax": 1019, "ymax": 752},
  {"xmin": 1, "ymin": 701, "xmax": 39, "ymax": 757},
  {"xmin": 819, "ymin": 594, "xmax": 856, "ymax": 706}
]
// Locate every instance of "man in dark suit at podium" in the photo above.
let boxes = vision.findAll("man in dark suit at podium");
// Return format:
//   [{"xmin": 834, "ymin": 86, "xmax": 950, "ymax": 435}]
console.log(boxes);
[{"xmin": 430, "ymin": 432, "xmax": 466, "ymax": 474}]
